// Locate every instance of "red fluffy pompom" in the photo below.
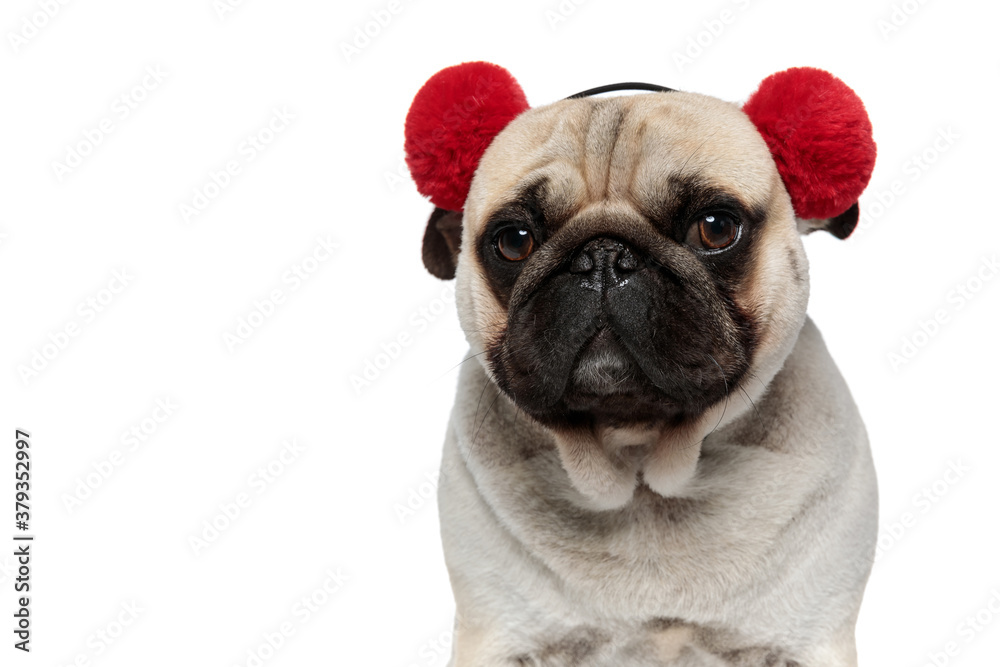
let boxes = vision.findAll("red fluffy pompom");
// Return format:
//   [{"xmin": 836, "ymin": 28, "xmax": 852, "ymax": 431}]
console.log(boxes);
[
  {"xmin": 404, "ymin": 62, "xmax": 530, "ymax": 212},
  {"xmin": 743, "ymin": 67, "xmax": 876, "ymax": 220}
]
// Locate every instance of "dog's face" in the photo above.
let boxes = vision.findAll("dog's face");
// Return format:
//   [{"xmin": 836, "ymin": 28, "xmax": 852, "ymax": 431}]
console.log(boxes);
[
  {"xmin": 464, "ymin": 92, "xmax": 801, "ymax": 432},
  {"xmin": 457, "ymin": 93, "xmax": 808, "ymax": 505},
  {"xmin": 407, "ymin": 64, "xmax": 874, "ymax": 508}
]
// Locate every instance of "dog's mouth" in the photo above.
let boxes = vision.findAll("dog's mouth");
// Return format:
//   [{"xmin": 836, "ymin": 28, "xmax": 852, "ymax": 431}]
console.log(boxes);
[
  {"xmin": 568, "ymin": 328, "xmax": 635, "ymax": 397},
  {"xmin": 490, "ymin": 300, "xmax": 741, "ymax": 430},
  {"xmin": 565, "ymin": 329, "xmax": 655, "ymax": 397},
  {"xmin": 561, "ymin": 327, "xmax": 685, "ymax": 423}
]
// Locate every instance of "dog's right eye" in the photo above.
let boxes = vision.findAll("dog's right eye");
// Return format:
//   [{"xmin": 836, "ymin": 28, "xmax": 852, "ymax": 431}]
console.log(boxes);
[{"xmin": 495, "ymin": 227, "xmax": 535, "ymax": 261}]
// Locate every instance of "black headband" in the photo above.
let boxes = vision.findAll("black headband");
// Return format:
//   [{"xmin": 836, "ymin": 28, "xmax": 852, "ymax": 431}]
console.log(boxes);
[{"xmin": 565, "ymin": 82, "xmax": 676, "ymax": 99}]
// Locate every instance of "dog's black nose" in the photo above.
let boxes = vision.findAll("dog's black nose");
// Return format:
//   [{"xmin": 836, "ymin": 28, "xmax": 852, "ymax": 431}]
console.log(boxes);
[{"xmin": 569, "ymin": 237, "xmax": 639, "ymax": 286}]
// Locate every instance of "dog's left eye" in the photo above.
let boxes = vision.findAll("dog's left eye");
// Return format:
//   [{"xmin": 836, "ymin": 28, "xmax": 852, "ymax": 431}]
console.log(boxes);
[
  {"xmin": 495, "ymin": 227, "xmax": 536, "ymax": 261},
  {"xmin": 688, "ymin": 213, "xmax": 739, "ymax": 251}
]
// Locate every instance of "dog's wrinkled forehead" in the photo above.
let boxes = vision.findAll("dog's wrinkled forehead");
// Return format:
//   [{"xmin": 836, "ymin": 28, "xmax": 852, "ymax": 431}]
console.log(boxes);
[{"xmin": 464, "ymin": 92, "xmax": 777, "ymax": 232}]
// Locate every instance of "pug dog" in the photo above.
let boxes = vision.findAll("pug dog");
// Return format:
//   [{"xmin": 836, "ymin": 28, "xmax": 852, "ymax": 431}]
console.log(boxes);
[{"xmin": 404, "ymin": 62, "xmax": 879, "ymax": 666}]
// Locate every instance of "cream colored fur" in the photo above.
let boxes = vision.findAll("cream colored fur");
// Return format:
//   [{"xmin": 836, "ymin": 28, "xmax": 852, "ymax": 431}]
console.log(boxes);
[{"xmin": 437, "ymin": 91, "xmax": 878, "ymax": 666}]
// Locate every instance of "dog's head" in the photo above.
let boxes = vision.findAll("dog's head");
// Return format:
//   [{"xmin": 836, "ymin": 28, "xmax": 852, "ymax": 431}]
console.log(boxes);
[{"xmin": 405, "ymin": 62, "xmax": 875, "ymax": 509}]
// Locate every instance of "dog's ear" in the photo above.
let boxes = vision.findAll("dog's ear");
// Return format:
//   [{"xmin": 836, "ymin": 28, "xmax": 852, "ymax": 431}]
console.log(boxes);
[
  {"xmin": 796, "ymin": 201, "xmax": 860, "ymax": 239},
  {"xmin": 743, "ymin": 67, "xmax": 876, "ymax": 240},
  {"xmin": 404, "ymin": 61, "xmax": 530, "ymax": 212},
  {"xmin": 422, "ymin": 207, "xmax": 463, "ymax": 279}
]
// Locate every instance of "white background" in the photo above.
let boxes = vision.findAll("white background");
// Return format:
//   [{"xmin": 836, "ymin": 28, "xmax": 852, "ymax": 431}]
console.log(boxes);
[{"xmin": 1, "ymin": 0, "xmax": 998, "ymax": 665}]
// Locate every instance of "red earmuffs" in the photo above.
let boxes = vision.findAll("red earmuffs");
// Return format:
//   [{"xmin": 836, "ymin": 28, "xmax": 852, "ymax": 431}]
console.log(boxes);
[
  {"xmin": 742, "ymin": 67, "xmax": 876, "ymax": 222},
  {"xmin": 404, "ymin": 61, "xmax": 875, "ymax": 275},
  {"xmin": 404, "ymin": 61, "xmax": 530, "ymax": 213}
]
